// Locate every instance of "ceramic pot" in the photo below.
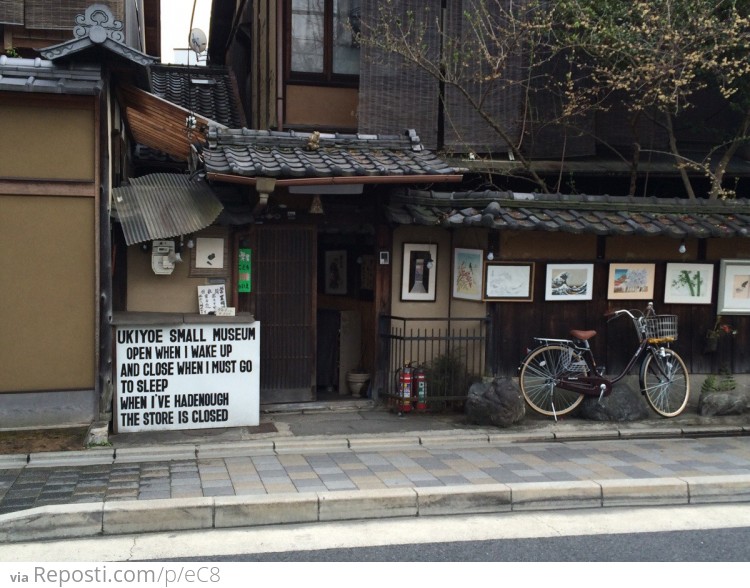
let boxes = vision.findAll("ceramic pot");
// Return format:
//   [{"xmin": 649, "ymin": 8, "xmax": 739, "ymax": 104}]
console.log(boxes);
[{"xmin": 346, "ymin": 371, "xmax": 370, "ymax": 397}]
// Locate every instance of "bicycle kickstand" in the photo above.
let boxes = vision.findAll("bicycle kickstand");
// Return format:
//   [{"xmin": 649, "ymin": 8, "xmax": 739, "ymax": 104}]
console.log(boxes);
[{"xmin": 598, "ymin": 382, "xmax": 607, "ymax": 404}]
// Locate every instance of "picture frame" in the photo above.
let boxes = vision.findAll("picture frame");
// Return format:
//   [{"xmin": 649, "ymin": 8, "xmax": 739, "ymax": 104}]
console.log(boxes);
[
  {"xmin": 452, "ymin": 248, "xmax": 484, "ymax": 301},
  {"xmin": 607, "ymin": 263, "xmax": 656, "ymax": 300},
  {"xmin": 484, "ymin": 262, "xmax": 535, "ymax": 302},
  {"xmin": 189, "ymin": 228, "xmax": 230, "ymax": 278},
  {"xmin": 545, "ymin": 264, "xmax": 594, "ymax": 301},
  {"xmin": 664, "ymin": 263, "xmax": 714, "ymax": 305},
  {"xmin": 717, "ymin": 259, "xmax": 750, "ymax": 314},
  {"xmin": 401, "ymin": 243, "xmax": 437, "ymax": 301},
  {"xmin": 324, "ymin": 250, "xmax": 347, "ymax": 295}
]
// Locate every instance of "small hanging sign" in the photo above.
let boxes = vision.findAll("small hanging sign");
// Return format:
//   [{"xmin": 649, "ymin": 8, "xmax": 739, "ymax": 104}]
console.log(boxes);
[{"xmin": 238, "ymin": 248, "xmax": 252, "ymax": 292}]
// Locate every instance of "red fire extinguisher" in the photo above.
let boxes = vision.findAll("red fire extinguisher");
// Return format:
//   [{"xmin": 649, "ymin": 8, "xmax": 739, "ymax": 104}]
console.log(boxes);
[
  {"xmin": 397, "ymin": 363, "xmax": 413, "ymax": 413},
  {"xmin": 414, "ymin": 364, "xmax": 427, "ymax": 411}
]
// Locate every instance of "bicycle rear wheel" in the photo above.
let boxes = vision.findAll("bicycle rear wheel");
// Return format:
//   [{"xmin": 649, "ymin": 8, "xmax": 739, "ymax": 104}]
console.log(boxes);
[
  {"xmin": 518, "ymin": 345, "xmax": 586, "ymax": 418},
  {"xmin": 640, "ymin": 348, "xmax": 690, "ymax": 417}
]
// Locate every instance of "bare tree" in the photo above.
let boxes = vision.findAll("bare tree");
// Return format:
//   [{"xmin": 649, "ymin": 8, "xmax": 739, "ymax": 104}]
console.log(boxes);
[{"xmin": 358, "ymin": 0, "xmax": 750, "ymax": 199}]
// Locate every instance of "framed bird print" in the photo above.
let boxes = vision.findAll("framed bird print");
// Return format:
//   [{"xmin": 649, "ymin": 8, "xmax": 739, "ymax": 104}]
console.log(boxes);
[{"xmin": 718, "ymin": 259, "xmax": 750, "ymax": 314}]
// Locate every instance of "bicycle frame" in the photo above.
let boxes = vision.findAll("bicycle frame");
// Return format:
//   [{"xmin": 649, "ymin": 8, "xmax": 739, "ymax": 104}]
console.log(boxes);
[
  {"xmin": 519, "ymin": 303, "xmax": 689, "ymax": 420},
  {"xmin": 531, "ymin": 334, "xmax": 653, "ymax": 399}
]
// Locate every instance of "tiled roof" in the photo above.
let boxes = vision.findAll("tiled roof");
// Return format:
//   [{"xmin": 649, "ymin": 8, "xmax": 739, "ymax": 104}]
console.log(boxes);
[
  {"xmin": 0, "ymin": 55, "xmax": 102, "ymax": 94},
  {"xmin": 149, "ymin": 64, "xmax": 246, "ymax": 128},
  {"xmin": 385, "ymin": 190, "xmax": 750, "ymax": 238},
  {"xmin": 202, "ymin": 128, "xmax": 465, "ymax": 180}
]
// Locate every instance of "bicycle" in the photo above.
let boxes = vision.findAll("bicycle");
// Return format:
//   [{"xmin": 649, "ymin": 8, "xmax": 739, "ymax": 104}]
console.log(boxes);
[{"xmin": 518, "ymin": 302, "xmax": 690, "ymax": 420}]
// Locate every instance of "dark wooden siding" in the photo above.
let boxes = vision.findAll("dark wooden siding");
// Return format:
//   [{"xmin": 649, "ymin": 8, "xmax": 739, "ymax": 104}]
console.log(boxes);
[{"xmin": 488, "ymin": 260, "xmax": 750, "ymax": 378}]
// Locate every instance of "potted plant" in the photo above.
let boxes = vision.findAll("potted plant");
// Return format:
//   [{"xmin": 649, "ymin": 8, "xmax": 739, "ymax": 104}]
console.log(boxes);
[{"xmin": 703, "ymin": 316, "xmax": 737, "ymax": 354}]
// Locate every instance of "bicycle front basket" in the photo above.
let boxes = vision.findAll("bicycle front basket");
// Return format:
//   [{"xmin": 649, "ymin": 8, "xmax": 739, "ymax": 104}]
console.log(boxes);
[{"xmin": 644, "ymin": 315, "xmax": 678, "ymax": 343}]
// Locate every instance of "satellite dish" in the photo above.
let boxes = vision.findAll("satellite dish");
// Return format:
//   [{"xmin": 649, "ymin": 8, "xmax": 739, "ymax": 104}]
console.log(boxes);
[{"xmin": 189, "ymin": 28, "xmax": 208, "ymax": 54}]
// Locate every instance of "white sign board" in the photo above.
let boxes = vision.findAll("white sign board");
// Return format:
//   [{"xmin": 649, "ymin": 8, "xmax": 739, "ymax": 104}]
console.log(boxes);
[{"xmin": 115, "ymin": 323, "xmax": 260, "ymax": 433}]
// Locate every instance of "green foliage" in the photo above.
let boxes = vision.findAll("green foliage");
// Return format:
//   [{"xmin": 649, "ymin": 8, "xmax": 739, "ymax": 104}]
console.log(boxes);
[
  {"xmin": 424, "ymin": 349, "xmax": 477, "ymax": 405},
  {"xmin": 701, "ymin": 365, "xmax": 737, "ymax": 394}
]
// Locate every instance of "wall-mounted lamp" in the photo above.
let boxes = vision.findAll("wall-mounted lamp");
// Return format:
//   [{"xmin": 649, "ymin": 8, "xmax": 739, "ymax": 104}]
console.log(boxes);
[
  {"xmin": 309, "ymin": 195, "xmax": 324, "ymax": 214},
  {"xmin": 426, "ymin": 255, "xmax": 434, "ymax": 270},
  {"xmin": 678, "ymin": 240, "xmax": 687, "ymax": 254},
  {"xmin": 486, "ymin": 251, "xmax": 495, "ymax": 261}
]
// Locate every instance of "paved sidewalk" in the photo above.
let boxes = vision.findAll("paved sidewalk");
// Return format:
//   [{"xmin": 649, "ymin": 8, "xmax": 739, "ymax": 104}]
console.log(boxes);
[{"xmin": 0, "ymin": 405, "xmax": 749, "ymax": 543}]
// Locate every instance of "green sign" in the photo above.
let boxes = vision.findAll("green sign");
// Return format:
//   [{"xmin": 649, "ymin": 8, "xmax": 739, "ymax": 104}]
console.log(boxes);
[{"xmin": 238, "ymin": 248, "xmax": 251, "ymax": 292}]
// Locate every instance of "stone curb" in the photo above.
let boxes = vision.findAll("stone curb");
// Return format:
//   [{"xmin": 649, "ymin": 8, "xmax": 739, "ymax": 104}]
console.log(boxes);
[
  {"xmin": 1, "ymin": 475, "xmax": 749, "ymax": 544},
  {"xmin": 2, "ymin": 422, "xmax": 748, "ymax": 468}
]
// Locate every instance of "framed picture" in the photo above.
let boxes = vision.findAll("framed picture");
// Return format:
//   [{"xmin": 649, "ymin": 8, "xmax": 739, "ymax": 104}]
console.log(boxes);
[
  {"xmin": 484, "ymin": 262, "xmax": 535, "ymax": 302},
  {"xmin": 189, "ymin": 228, "xmax": 230, "ymax": 278},
  {"xmin": 717, "ymin": 259, "xmax": 750, "ymax": 314},
  {"xmin": 545, "ymin": 264, "xmax": 593, "ymax": 301},
  {"xmin": 452, "ymin": 248, "xmax": 483, "ymax": 301},
  {"xmin": 324, "ymin": 250, "xmax": 347, "ymax": 295},
  {"xmin": 401, "ymin": 243, "xmax": 437, "ymax": 301},
  {"xmin": 607, "ymin": 263, "xmax": 656, "ymax": 300},
  {"xmin": 664, "ymin": 263, "xmax": 714, "ymax": 304}
]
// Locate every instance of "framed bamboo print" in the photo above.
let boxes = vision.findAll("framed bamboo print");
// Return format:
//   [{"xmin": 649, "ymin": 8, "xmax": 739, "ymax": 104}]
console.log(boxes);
[
  {"xmin": 401, "ymin": 243, "xmax": 437, "ymax": 301},
  {"xmin": 452, "ymin": 248, "xmax": 483, "ymax": 301},
  {"xmin": 484, "ymin": 262, "xmax": 535, "ymax": 302},
  {"xmin": 717, "ymin": 259, "xmax": 750, "ymax": 314},
  {"xmin": 607, "ymin": 263, "xmax": 655, "ymax": 300},
  {"xmin": 324, "ymin": 250, "xmax": 347, "ymax": 295},
  {"xmin": 664, "ymin": 263, "xmax": 714, "ymax": 304},
  {"xmin": 545, "ymin": 264, "xmax": 593, "ymax": 301}
]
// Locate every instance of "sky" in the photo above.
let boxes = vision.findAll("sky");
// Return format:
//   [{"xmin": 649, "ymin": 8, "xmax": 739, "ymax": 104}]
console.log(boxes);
[{"xmin": 160, "ymin": 0, "xmax": 213, "ymax": 65}]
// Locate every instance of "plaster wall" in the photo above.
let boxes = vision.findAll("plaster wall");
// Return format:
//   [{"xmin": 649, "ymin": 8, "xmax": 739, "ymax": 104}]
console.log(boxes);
[
  {"xmin": 126, "ymin": 227, "xmax": 232, "ymax": 313},
  {"xmin": 0, "ymin": 195, "xmax": 96, "ymax": 393},
  {"xmin": 0, "ymin": 96, "xmax": 96, "ymax": 181}
]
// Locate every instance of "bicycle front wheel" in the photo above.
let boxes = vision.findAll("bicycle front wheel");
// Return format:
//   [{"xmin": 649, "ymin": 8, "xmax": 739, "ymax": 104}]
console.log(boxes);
[
  {"xmin": 519, "ymin": 345, "xmax": 586, "ymax": 418},
  {"xmin": 640, "ymin": 348, "xmax": 690, "ymax": 417}
]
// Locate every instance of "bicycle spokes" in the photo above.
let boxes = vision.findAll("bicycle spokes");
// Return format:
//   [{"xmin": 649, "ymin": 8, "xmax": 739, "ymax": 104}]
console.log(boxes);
[{"xmin": 640, "ymin": 348, "xmax": 689, "ymax": 418}]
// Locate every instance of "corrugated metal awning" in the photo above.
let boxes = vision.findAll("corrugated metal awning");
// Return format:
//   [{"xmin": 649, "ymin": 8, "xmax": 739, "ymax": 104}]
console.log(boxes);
[{"xmin": 113, "ymin": 173, "xmax": 224, "ymax": 246}]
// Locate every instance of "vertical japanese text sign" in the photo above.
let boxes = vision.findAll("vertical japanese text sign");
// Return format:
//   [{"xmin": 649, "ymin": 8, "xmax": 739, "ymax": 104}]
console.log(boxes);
[{"xmin": 238, "ymin": 248, "xmax": 252, "ymax": 292}]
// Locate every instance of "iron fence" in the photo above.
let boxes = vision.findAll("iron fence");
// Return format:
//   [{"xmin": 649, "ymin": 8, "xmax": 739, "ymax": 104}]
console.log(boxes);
[{"xmin": 376, "ymin": 314, "xmax": 490, "ymax": 410}]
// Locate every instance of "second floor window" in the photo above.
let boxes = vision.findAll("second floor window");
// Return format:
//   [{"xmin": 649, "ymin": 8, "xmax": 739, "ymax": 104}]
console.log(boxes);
[{"xmin": 289, "ymin": 0, "xmax": 360, "ymax": 83}]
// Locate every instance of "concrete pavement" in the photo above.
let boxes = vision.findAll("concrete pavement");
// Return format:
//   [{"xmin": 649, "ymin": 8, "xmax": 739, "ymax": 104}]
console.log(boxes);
[{"xmin": 1, "ymin": 401, "xmax": 749, "ymax": 543}]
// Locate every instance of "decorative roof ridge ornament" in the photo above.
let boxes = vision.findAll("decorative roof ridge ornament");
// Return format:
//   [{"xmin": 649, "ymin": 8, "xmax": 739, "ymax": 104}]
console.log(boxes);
[
  {"xmin": 74, "ymin": 4, "xmax": 124, "ymax": 44},
  {"xmin": 38, "ymin": 4, "xmax": 156, "ymax": 66}
]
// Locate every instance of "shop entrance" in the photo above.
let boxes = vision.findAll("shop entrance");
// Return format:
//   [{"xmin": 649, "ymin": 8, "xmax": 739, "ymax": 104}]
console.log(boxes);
[
  {"xmin": 235, "ymin": 225, "xmax": 316, "ymax": 404},
  {"xmin": 234, "ymin": 222, "xmax": 377, "ymax": 404}
]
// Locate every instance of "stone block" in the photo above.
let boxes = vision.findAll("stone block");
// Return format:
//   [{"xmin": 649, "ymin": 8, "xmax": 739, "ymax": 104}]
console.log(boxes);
[
  {"xmin": 416, "ymin": 484, "xmax": 511, "ymax": 516},
  {"xmin": 509, "ymin": 480, "xmax": 601, "ymax": 511},
  {"xmin": 214, "ymin": 493, "xmax": 318, "ymax": 527},
  {"xmin": 318, "ymin": 488, "xmax": 417, "ymax": 521},
  {"xmin": 0, "ymin": 503, "xmax": 102, "ymax": 543},
  {"xmin": 103, "ymin": 497, "xmax": 213, "ymax": 535},
  {"xmin": 599, "ymin": 477, "xmax": 688, "ymax": 507}
]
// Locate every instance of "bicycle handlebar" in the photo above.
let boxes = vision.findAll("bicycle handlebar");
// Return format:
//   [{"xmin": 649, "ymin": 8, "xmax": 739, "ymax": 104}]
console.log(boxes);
[{"xmin": 604, "ymin": 302, "xmax": 655, "ymax": 322}]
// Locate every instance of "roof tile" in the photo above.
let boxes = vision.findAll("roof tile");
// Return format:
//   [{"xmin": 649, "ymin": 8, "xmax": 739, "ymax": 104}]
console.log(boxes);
[{"xmin": 385, "ymin": 189, "xmax": 750, "ymax": 238}]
